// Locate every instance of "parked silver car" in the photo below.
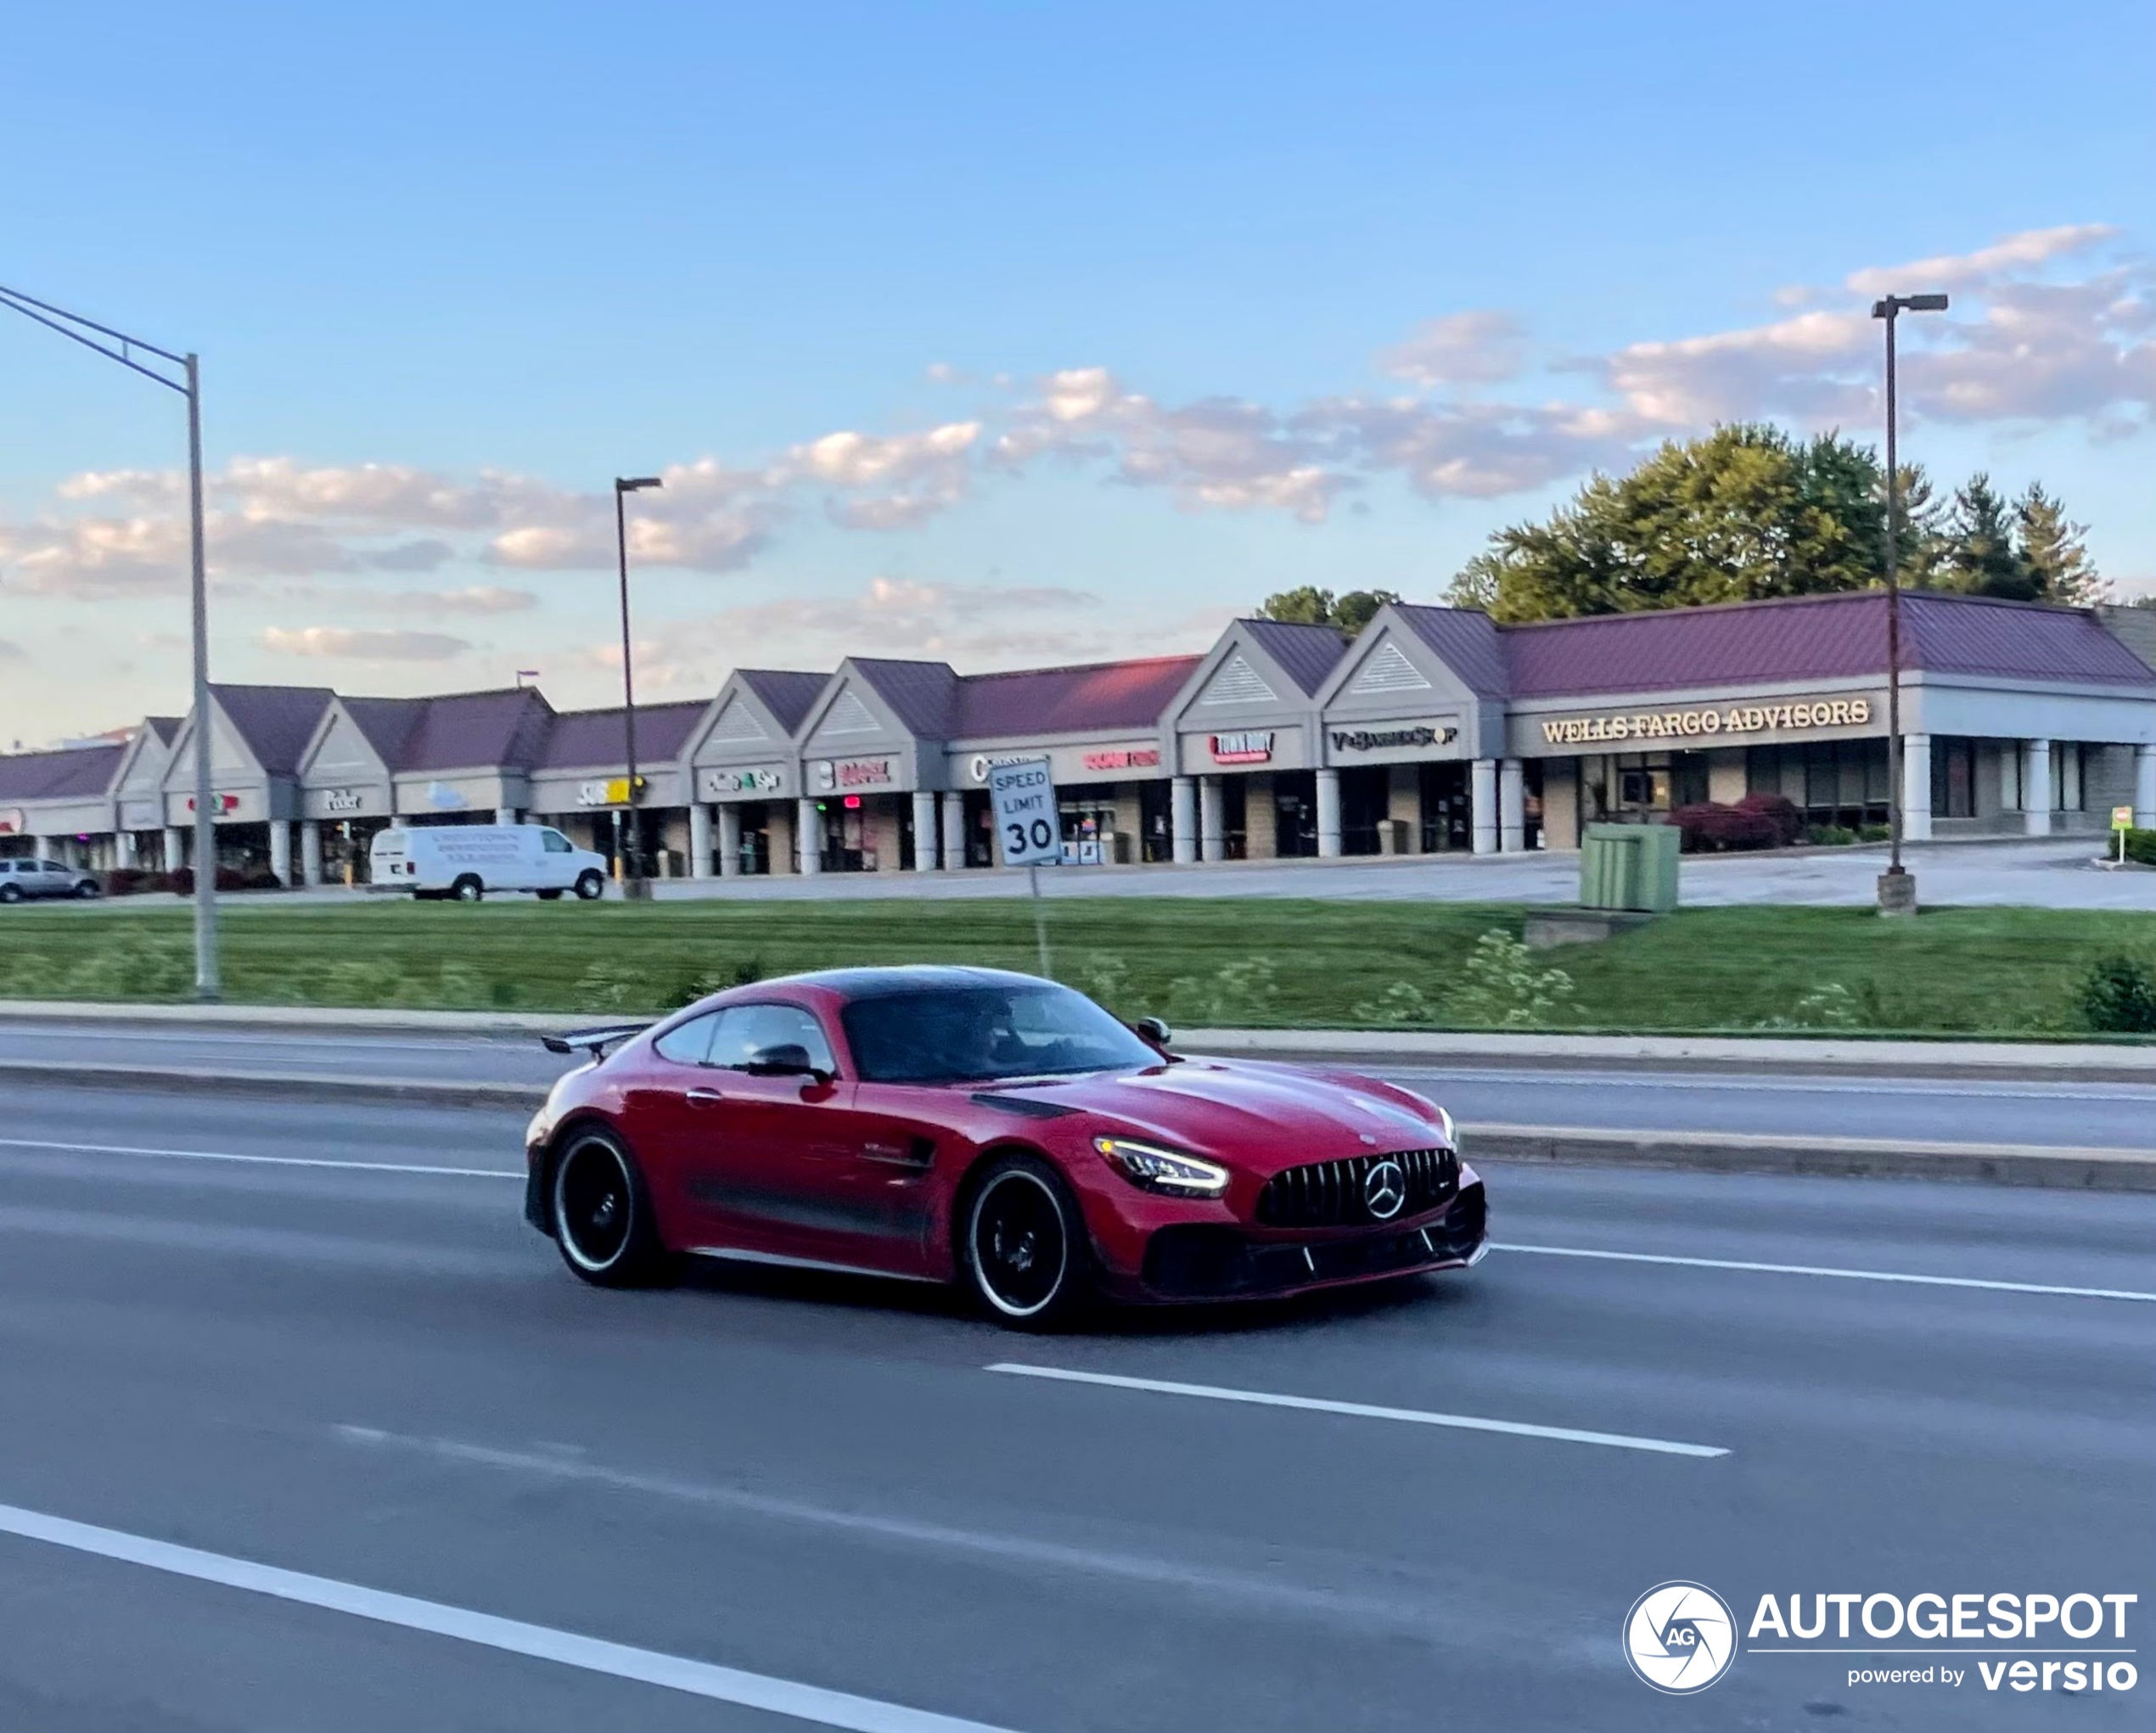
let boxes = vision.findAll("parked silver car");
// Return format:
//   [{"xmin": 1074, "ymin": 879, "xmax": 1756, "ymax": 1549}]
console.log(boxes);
[{"xmin": 0, "ymin": 858, "xmax": 101, "ymax": 903}]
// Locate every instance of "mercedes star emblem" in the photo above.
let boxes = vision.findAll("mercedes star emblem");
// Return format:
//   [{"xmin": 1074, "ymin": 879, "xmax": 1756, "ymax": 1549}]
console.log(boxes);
[{"xmin": 1362, "ymin": 1158, "xmax": 1406, "ymax": 1220}]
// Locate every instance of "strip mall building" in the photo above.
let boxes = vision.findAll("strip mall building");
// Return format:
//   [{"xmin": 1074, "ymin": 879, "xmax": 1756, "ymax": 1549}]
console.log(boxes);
[{"xmin": 4, "ymin": 592, "xmax": 2154, "ymax": 882}]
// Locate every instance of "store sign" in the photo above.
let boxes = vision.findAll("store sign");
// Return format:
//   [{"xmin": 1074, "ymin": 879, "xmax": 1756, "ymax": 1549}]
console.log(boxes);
[
  {"xmin": 323, "ymin": 788, "xmax": 365, "ymax": 814},
  {"xmin": 812, "ymin": 758, "xmax": 895, "ymax": 792},
  {"xmin": 119, "ymin": 799, "xmax": 163, "ymax": 829},
  {"xmin": 1082, "ymin": 748, "xmax": 1161, "ymax": 773},
  {"xmin": 1538, "ymin": 697, "xmax": 1872, "ymax": 746},
  {"xmin": 185, "ymin": 793, "xmax": 243, "ymax": 815},
  {"xmin": 1210, "ymin": 731, "xmax": 1275, "ymax": 765},
  {"xmin": 576, "ymin": 777, "xmax": 632, "ymax": 807},
  {"xmin": 968, "ymin": 753, "xmax": 1033, "ymax": 784},
  {"xmin": 0, "ymin": 808, "xmax": 21, "ymax": 835},
  {"xmin": 701, "ymin": 766, "xmax": 784, "ymax": 799},
  {"xmin": 1328, "ymin": 724, "xmax": 1457, "ymax": 754}
]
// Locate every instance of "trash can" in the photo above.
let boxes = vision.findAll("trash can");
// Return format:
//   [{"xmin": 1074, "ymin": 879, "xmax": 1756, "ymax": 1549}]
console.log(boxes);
[{"xmin": 1580, "ymin": 822, "xmax": 1679, "ymax": 913}]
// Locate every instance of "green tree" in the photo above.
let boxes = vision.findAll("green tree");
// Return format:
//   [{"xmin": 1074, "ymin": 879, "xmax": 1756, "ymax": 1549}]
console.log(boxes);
[
  {"xmin": 1256, "ymin": 586, "xmax": 1401, "ymax": 632},
  {"xmin": 1446, "ymin": 424, "xmax": 1890, "ymax": 622},
  {"xmin": 2013, "ymin": 483, "xmax": 2104, "ymax": 606},
  {"xmin": 1935, "ymin": 474, "xmax": 2034, "ymax": 599}
]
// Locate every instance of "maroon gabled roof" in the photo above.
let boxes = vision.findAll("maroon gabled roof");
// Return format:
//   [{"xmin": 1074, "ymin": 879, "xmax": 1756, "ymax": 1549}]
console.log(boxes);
[
  {"xmin": 211, "ymin": 684, "xmax": 337, "ymax": 777},
  {"xmin": 1499, "ymin": 590, "xmax": 2156, "ymax": 699},
  {"xmin": 0, "ymin": 743, "xmax": 123, "ymax": 803},
  {"xmin": 845, "ymin": 659, "xmax": 962, "ymax": 739},
  {"xmin": 736, "ymin": 670, "xmax": 830, "ymax": 737},
  {"xmin": 536, "ymin": 701, "xmax": 707, "ymax": 771},
  {"xmin": 1241, "ymin": 619, "xmax": 1351, "ymax": 696},
  {"xmin": 954, "ymin": 655, "xmax": 1202, "ymax": 738},
  {"xmin": 1392, "ymin": 605, "xmax": 1508, "ymax": 699},
  {"xmin": 396, "ymin": 688, "xmax": 554, "ymax": 774},
  {"xmin": 339, "ymin": 697, "xmax": 424, "ymax": 768}
]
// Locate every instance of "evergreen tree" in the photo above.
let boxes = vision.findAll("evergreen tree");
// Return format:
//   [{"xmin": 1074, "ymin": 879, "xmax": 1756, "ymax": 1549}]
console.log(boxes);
[
  {"xmin": 2013, "ymin": 482, "xmax": 2104, "ymax": 605},
  {"xmin": 1936, "ymin": 474, "xmax": 2034, "ymax": 600}
]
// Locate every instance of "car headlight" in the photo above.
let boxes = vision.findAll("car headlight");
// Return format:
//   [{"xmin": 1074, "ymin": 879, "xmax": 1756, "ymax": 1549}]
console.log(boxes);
[
  {"xmin": 1395, "ymin": 1089, "xmax": 1454, "ymax": 1146},
  {"xmin": 1093, "ymin": 1136, "xmax": 1229, "ymax": 1197}
]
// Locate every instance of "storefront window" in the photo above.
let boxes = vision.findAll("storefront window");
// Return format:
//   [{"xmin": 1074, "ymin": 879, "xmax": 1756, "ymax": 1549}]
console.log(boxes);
[
  {"xmin": 1419, "ymin": 762, "xmax": 1470, "ymax": 850},
  {"xmin": 2052, "ymin": 743, "xmax": 2086, "ymax": 812},
  {"xmin": 1747, "ymin": 740, "xmax": 1889, "ymax": 830},
  {"xmin": 1272, "ymin": 771, "xmax": 1315, "ymax": 857},
  {"xmin": 1339, "ymin": 766, "xmax": 1390, "ymax": 855},
  {"xmin": 1138, "ymin": 781, "xmax": 1173, "ymax": 863}
]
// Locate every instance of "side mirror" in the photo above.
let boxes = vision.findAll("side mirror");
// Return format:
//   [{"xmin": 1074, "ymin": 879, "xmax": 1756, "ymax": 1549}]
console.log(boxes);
[
  {"xmin": 742, "ymin": 1043, "xmax": 827, "ymax": 1080},
  {"xmin": 1134, "ymin": 1016, "xmax": 1173, "ymax": 1048}
]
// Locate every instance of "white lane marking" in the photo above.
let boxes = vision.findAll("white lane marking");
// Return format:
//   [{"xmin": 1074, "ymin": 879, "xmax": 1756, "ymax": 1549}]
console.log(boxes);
[
  {"xmin": 1383, "ymin": 1065, "xmax": 2156, "ymax": 1105},
  {"xmin": 331, "ymin": 1426, "xmax": 1438, "ymax": 1629},
  {"xmin": 986, "ymin": 1364, "xmax": 1727, "ymax": 1459},
  {"xmin": 1491, "ymin": 1242, "xmax": 2156, "ymax": 1304},
  {"xmin": 0, "ymin": 1499, "xmax": 1013, "ymax": 1733},
  {"xmin": 0, "ymin": 1136, "xmax": 517, "ymax": 1181}
]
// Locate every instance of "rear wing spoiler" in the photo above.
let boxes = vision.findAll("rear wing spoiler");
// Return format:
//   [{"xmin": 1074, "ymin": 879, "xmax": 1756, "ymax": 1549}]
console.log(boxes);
[{"xmin": 542, "ymin": 1023, "xmax": 652, "ymax": 1057}]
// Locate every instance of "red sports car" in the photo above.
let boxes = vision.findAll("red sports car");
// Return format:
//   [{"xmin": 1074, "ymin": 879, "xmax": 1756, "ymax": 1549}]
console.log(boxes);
[{"xmin": 524, "ymin": 966, "xmax": 1486, "ymax": 1326}]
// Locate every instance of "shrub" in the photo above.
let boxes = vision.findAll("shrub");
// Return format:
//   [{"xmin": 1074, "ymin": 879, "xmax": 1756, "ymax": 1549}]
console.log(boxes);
[
  {"xmin": 1857, "ymin": 823, "xmax": 1891, "ymax": 843},
  {"xmin": 1805, "ymin": 824, "xmax": 1858, "ymax": 846},
  {"xmin": 164, "ymin": 866, "xmax": 248, "ymax": 895},
  {"xmin": 1754, "ymin": 981, "xmax": 1864, "ymax": 1031},
  {"xmin": 2080, "ymin": 956, "xmax": 2156, "ymax": 1035},
  {"xmin": 1670, "ymin": 802, "xmax": 1780, "ymax": 853},
  {"xmin": 1165, "ymin": 956, "xmax": 1282, "ymax": 1027},
  {"xmin": 101, "ymin": 868, "xmax": 158, "ymax": 897},
  {"xmin": 1733, "ymin": 792, "xmax": 1805, "ymax": 846},
  {"xmin": 2125, "ymin": 827, "xmax": 2156, "ymax": 867},
  {"xmin": 1352, "ymin": 979, "xmax": 1435, "ymax": 1024},
  {"xmin": 241, "ymin": 867, "xmax": 285, "ymax": 891}
]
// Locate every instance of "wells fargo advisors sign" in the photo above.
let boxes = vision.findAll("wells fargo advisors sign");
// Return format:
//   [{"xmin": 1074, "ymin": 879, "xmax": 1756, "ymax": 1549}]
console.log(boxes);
[{"xmin": 1537, "ymin": 695, "xmax": 1873, "ymax": 748}]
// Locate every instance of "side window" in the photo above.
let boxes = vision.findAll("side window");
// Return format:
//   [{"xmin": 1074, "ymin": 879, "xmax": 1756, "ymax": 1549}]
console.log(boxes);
[
  {"xmin": 709, "ymin": 1004, "xmax": 836, "ymax": 1074},
  {"xmin": 652, "ymin": 1012, "xmax": 721, "ymax": 1066},
  {"xmin": 42, "ymin": 862, "xmax": 69, "ymax": 876},
  {"xmin": 542, "ymin": 830, "xmax": 574, "ymax": 854}
]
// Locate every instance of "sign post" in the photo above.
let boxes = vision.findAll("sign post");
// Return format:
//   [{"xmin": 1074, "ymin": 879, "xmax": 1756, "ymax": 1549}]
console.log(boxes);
[
  {"xmin": 2114, "ymin": 805, "xmax": 2135, "ymax": 867},
  {"xmin": 988, "ymin": 756, "xmax": 1060, "ymax": 977}
]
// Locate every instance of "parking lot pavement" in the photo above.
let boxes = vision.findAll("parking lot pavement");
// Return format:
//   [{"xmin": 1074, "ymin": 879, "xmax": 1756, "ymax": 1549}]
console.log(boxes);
[{"xmin": 35, "ymin": 837, "xmax": 2153, "ymax": 910}]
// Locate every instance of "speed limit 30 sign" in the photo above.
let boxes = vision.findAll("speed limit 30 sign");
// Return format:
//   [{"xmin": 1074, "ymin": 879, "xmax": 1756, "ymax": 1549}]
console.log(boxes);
[{"xmin": 988, "ymin": 757, "xmax": 1061, "ymax": 867}]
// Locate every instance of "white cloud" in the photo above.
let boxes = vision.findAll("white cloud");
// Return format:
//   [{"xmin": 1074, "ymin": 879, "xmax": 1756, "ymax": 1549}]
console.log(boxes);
[
  {"xmin": 0, "ymin": 637, "xmax": 24, "ymax": 662},
  {"xmin": 261, "ymin": 626, "xmax": 474, "ymax": 662},
  {"xmin": 1377, "ymin": 311, "xmax": 1526, "ymax": 386},
  {"xmin": 1844, "ymin": 224, "xmax": 2118, "ymax": 298}
]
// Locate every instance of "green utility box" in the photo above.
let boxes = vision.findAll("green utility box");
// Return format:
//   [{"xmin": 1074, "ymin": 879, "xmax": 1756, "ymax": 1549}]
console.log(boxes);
[{"xmin": 1579, "ymin": 822, "xmax": 1681, "ymax": 913}]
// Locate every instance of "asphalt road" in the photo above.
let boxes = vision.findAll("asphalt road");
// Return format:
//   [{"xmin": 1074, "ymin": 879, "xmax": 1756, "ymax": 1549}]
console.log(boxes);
[
  {"xmin": 8, "ymin": 1019, "xmax": 2156, "ymax": 1151},
  {"xmin": 0, "ymin": 1084, "xmax": 2147, "ymax": 1730}
]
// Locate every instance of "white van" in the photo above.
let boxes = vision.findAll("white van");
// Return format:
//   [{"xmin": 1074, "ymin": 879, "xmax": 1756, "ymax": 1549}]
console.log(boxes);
[{"xmin": 369, "ymin": 824, "xmax": 610, "ymax": 902}]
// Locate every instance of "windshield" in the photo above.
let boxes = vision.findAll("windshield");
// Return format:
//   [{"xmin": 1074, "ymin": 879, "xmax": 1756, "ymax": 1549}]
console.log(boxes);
[{"xmin": 840, "ymin": 983, "xmax": 1159, "ymax": 1085}]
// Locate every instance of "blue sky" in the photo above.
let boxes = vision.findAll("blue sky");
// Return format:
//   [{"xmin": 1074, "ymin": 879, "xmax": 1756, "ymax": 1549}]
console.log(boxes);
[{"xmin": 2, "ymin": 1, "xmax": 2150, "ymax": 743}]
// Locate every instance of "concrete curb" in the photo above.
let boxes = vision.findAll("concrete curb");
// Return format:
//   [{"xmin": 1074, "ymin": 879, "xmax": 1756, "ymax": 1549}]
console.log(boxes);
[
  {"xmin": 0, "ymin": 1060, "xmax": 542, "ymax": 1113},
  {"xmin": 7, "ymin": 1060, "xmax": 2153, "ymax": 1192},
  {"xmin": 4, "ymin": 1001, "xmax": 2154, "ymax": 1081}
]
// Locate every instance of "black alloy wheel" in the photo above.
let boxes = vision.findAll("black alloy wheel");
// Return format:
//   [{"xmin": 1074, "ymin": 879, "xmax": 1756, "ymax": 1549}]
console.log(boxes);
[
  {"xmin": 549, "ymin": 1130, "xmax": 668, "ymax": 1287},
  {"xmin": 963, "ymin": 1155, "xmax": 1091, "ymax": 1328}
]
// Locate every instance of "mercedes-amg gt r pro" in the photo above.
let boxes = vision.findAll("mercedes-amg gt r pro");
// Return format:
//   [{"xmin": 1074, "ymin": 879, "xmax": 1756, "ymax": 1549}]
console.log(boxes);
[{"xmin": 525, "ymin": 966, "xmax": 1487, "ymax": 1326}]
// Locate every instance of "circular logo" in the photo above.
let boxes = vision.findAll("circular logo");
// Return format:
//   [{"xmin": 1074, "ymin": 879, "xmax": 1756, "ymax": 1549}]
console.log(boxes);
[
  {"xmin": 1362, "ymin": 1158, "xmax": 1406, "ymax": 1220},
  {"xmin": 1623, "ymin": 1581, "xmax": 1735, "ymax": 1694}
]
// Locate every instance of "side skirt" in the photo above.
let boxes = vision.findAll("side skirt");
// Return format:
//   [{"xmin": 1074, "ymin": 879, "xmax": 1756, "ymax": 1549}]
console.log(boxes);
[{"xmin": 682, "ymin": 1245, "xmax": 946, "ymax": 1286}]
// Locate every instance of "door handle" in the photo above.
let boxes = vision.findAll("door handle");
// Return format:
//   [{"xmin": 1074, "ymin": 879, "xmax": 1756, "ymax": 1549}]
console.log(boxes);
[{"xmin": 687, "ymin": 1088, "xmax": 726, "ymax": 1107}]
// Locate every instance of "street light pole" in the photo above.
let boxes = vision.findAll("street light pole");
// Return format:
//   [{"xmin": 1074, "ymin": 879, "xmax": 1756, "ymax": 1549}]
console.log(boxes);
[
  {"xmin": 0, "ymin": 284, "xmax": 219, "ymax": 995},
  {"xmin": 1871, "ymin": 290, "xmax": 1949, "ymax": 919},
  {"xmin": 613, "ymin": 476, "xmax": 663, "ymax": 900}
]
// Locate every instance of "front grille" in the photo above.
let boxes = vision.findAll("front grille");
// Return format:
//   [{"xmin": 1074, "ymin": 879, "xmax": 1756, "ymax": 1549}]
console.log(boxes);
[
  {"xmin": 1255, "ymin": 1147, "xmax": 1457, "ymax": 1228},
  {"xmin": 1142, "ymin": 1181, "xmax": 1487, "ymax": 1298}
]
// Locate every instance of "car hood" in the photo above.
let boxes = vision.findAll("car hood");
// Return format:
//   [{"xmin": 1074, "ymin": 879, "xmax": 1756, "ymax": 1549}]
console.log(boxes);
[{"xmin": 998, "ymin": 1059, "xmax": 1446, "ymax": 1175}]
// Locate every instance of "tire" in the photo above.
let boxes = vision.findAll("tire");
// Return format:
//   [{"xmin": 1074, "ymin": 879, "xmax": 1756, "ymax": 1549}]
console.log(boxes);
[
  {"xmin": 536, "ymin": 888, "xmax": 563, "ymax": 901},
  {"xmin": 0, "ymin": 884, "xmax": 20, "ymax": 906},
  {"xmin": 548, "ymin": 1128, "xmax": 670, "ymax": 1288},
  {"xmin": 574, "ymin": 870, "xmax": 606, "ymax": 901},
  {"xmin": 451, "ymin": 874, "xmax": 484, "ymax": 903},
  {"xmin": 960, "ymin": 1154, "xmax": 1093, "ymax": 1329},
  {"xmin": 73, "ymin": 881, "xmax": 101, "ymax": 900}
]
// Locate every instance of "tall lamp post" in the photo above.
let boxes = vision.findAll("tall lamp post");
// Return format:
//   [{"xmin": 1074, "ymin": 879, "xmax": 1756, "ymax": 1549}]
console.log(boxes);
[
  {"xmin": 613, "ymin": 475, "xmax": 663, "ymax": 900},
  {"xmin": 1872, "ymin": 290, "xmax": 1949, "ymax": 918},
  {"xmin": 0, "ymin": 283, "xmax": 219, "ymax": 996}
]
